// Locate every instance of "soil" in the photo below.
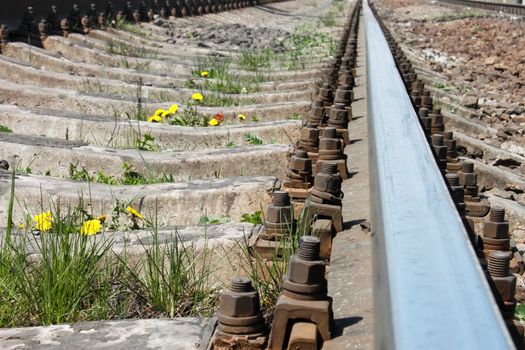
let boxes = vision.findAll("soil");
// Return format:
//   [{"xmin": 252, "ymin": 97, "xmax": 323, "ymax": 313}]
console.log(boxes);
[{"xmin": 375, "ymin": 0, "xmax": 525, "ymax": 145}]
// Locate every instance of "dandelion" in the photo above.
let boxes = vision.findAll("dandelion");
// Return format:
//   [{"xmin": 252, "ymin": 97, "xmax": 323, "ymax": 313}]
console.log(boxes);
[
  {"xmin": 34, "ymin": 211, "xmax": 53, "ymax": 232},
  {"xmin": 126, "ymin": 206, "xmax": 144, "ymax": 220},
  {"xmin": 80, "ymin": 219, "xmax": 102, "ymax": 236},
  {"xmin": 208, "ymin": 118, "xmax": 219, "ymax": 126},
  {"xmin": 215, "ymin": 112, "xmax": 224, "ymax": 122},
  {"xmin": 153, "ymin": 109, "xmax": 165, "ymax": 117},
  {"xmin": 192, "ymin": 92, "xmax": 204, "ymax": 102},
  {"xmin": 148, "ymin": 114, "xmax": 162, "ymax": 123},
  {"xmin": 200, "ymin": 71, "xmax": 209, "ymax": 77},
  {"xmin": 238, "ymin": 114, "xmax": 246, "ymax": 121},
  {"xmin": 160, "ymin": 110, "xmax": 171, "ymax": 118},
  {"xmin": 168, "ymin": 104, "xmax": 179, "ymax": 114}
]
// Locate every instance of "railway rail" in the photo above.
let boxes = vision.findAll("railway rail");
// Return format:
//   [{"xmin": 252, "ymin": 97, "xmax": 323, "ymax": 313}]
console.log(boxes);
[
  {"xmin": 0, "ymin": 0, "xmax": 523, "ymax": 349},
  {"xmin": 439, "ymin": 0, "xmax": 525, "ymax": 15}
]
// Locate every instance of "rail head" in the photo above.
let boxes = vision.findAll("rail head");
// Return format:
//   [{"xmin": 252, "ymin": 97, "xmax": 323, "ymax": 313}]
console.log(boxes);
[{"xmin": 363, "ymin": 0, "xmax": 514, "ymax": 348}]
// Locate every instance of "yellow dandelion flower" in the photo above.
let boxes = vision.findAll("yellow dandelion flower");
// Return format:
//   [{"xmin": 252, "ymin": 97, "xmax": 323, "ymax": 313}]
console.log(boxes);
[
  {"xmin": 80, "ymin": 219, "xmax": 102, "ymax": 236},
  {"xmin": 148, "ymin": 115, "xmax": 162, "ymax": 123},
  {"xmin": 34, "ymin": 211, "xmax": 53, "ymax": 232},
  {"xmin": 97, "ymin": 215, "xmax": 107, "ymax": 223},
  {"xmin": 154, "ymin": 109, "xmax": 165, "ymax": 117},
  {"xmin": 200, "ymin": 71, "xmax": 209, "ymax": 77},
  {"xmin": 192, "ymin": 92, "xmax": 204, "ymax": 102},
  {"xmin": 126, "ymin": 206, "xmax": 144, "ymax": 220},
  {"xmin": 208, "ymin": 118, "xmax": 219, "ymax": 126},
  {"xmin": 238, "ymin": 114, "xmax": 246, "ymax": 121},
  {"xmin": 168, "ymin": 104, "xmax": 179, "ymax": 114}
]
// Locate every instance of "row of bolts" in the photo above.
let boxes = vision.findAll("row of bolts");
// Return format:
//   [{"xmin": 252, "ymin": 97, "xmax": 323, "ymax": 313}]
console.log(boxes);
[
  {"xmin": 0, "ymin": 0, "xmax": 281, "ymax": 47},
  {"xmin": 213, "ymin": 2, "xmax": 362, "ymax": 349},
  {"xmin": 368, "ymin": 1, "xmax": 524, "ymax": 346}
]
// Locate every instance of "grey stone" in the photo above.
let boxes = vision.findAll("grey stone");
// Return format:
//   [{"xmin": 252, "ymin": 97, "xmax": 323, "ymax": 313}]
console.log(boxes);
[{"xmin": 0, "ymin": 318, "xmax": 214, "ymax": 350}]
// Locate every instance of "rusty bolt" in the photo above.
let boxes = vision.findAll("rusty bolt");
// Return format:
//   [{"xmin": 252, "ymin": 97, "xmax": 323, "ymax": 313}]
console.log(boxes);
[
  {"xmin": 266, "ymin": 191, "xmax": 292, "ymax": 223},
  {"xmin": 219, "ymin": 277, "xmax": 261, "ymax": 318},
  {"xmin": 483, "ymin": 206, "xmax": 509, "ymax": 239},
  {"xmin": 488, "ymin": 251, "xmax": 516, "ymax": 303},
  {"xmin": 459, "ymin": 161, "xmax": 477, "ymax": 187},
  {"xmin": 445, "ymin": 173, "xmax": 464, "ymax": 206},
  {"xmin": 488, "ymin": 251, "xmax": 511, "ymax": 277},
  {"xmin": 290, "ymin": 150, "xmax": 312, "ymax": 172},
  {"xmin": 288, "ymin": 236, "xmax": 326, "ymax": 285},
  {"xmin": 283, "ymin": 236, "xmax": 328, "ymax": 298},
  {"xmin": 314, "ymin": 163, "xmax": 341, "ymax": 194}
]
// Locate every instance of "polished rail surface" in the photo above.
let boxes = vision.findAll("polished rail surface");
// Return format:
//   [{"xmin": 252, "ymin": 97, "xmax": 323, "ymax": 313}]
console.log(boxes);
[{"xmin": 364, "ymin": 0, "xmax": 515, "ymax": 348}]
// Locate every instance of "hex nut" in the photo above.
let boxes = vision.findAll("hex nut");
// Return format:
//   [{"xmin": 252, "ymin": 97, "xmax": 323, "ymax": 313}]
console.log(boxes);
[
  {"xmin": 319, "ymin": 138, "xmax": 341, "ymax": 151},
  {"xmin": 483, "ymin": 221, "xmax": 509, "ymax": 239},
  {"xmin": 291, "ymin": 157, "xmax": 311, "ymax": 172},
  {"xmin": 492, "ymin": 275, "xmax": 517, "ymax": 302},
  {"xmin": 288, "ymin": 255, "xmax": 325, "ymax": 285},
  {"xmin": 219, "ymin": 290, "xmax": 260, "ymax": 317},
  {"xmin": 459, "ymin": 172, "xmax": 477, "ymax": 187},
  {"xmin": 266, "ymin": 205, "xmax": 292, "ymax": 223},
  {"xmin": 314, "ymin": 173, "xmax": 341, "ymax": 193}
]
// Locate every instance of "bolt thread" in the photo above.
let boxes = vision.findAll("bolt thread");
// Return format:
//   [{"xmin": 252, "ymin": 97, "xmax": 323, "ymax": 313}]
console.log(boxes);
[
  {"xmin": 296, "ymin": 150, "xmax": 308, "ymax": 159},
  {"xmin": 297, "ymin": 236, "xmax": 320, "ymax": 261},
  {"xmin": 446, "ymin": 173, "xmax": 460, "ymax": 186},
  {"xmin": 490, "ymin": 206, "xmax": 505, "ymax": 222},
  {"xmin": 462, "ymin": 161, "xmax": 474, "ymax": 173},
  {"xmin": 488, "ymin": 251, "xmax": 511, "ymax": 277},
  {"xmin": 443, "ymin": 131, "xmax": 453, "ymax": 140},
  {"xmin": 323, "ymin": 127, "xmax": 337, "ymax": 139},
  {"xmin": 431, "ymin": 134, "xmax": 444, "ymax": 146},
  {"xmin": 230, "ymin": 277, "xmax": 253, "ymax": 292},
  {"xmin": 272, "ymin": 191, "xmax": 290, "ymax": 207},
  {"xmin": 319, "ymin": 162, "xmax": 338, "ymax": 174}
]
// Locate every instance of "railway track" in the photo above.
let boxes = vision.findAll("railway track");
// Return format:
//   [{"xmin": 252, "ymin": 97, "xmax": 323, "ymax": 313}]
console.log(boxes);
[
  {"xmin": 438, "ymin": 0, "xmax": 525, "ymax": 16},
  {"xmin": 0, "ymin": 0, "xmax": 523, "ymax": 349}
]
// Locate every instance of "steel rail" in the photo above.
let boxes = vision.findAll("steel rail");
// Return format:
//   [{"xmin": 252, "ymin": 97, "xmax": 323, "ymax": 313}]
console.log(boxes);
[
  {"xmin": 364, "ymin": 0, "xmax": 515, "ymax": 348},
  {"xmin": 438, "ymin": 0, "xmax": 525, "ymax": 15}
]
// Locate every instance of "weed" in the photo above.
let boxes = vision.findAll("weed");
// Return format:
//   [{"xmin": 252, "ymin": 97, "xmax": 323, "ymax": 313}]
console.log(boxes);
[
  {"xmin": 287, "ymin": 112, "xmax": 302, "ymax": 120},
  {"xmin": 135, "ymin": 133, "xmax": 158, "ymax": 151},
  {"xmin": 226, "ymin": 141, "xmax": 236, "ymax": 148},
  {"xmin": 240, "ymin": 211, "xmax": 263, "ymax": 225},
  {"xmin": 434, "ymin": 82, "xmax": 451, "ymax": 92},
  {"xmin": 0, "ymin": 125, "xmax": 12, "ymax": 133},
  {"xmin": 244, "ymin": 133, "xmax": 263, "ymax": 145},
  {"xmin": 516, "ymin": 304, "xmax": 525, "ymax": 321},
  {"xmin": 106, "ymin": 40, "xmax": 156, "ymax": 60},
  {"xmin": 238, "ymin": 48, "xmax": 274, "ymax": 72},
  {"xmin": 114, "ymin": 19, "xmax": 149, "ymax": 37},
  {"xmin": 199, "ymin": 215, "xmax": 231, "ymax": 225}
]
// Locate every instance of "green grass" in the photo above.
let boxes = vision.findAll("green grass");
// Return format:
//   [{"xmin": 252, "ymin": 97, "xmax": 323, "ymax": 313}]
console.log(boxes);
[
  {"xmin": 0, "ymin": 125, "xmax": 12, "ymax": 133},
  {"xmin": 114, "ymin": 19, "xmax": 150, "ymax": 37},
  {"xmin": 240, "ymin": 211, "xmax": 263, "ymax": 225},
  {"xmin": 0, "ymin": 178, "xmax": 219, "ymax": 327},
  {"xmin": 199, "ymin": 215, "xmax": 231, "ymax": 225},
  {"xmin": 69, "ymin": 162, "xmax": 174, "ymax": 186},
  {"xmin": 244, "ymin": 133, "xmax": 263, "ymax": 145},
  {"xmin": 238, "ymin": 48, "xmax": 274, "ymax": 72},
  {"xmin": 106, "ymin": 40, "xmax": 156, "ymax": 59},
  {"xmin": 434, "ymin": 82, "xmax": 452, "ymax": 92}
]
